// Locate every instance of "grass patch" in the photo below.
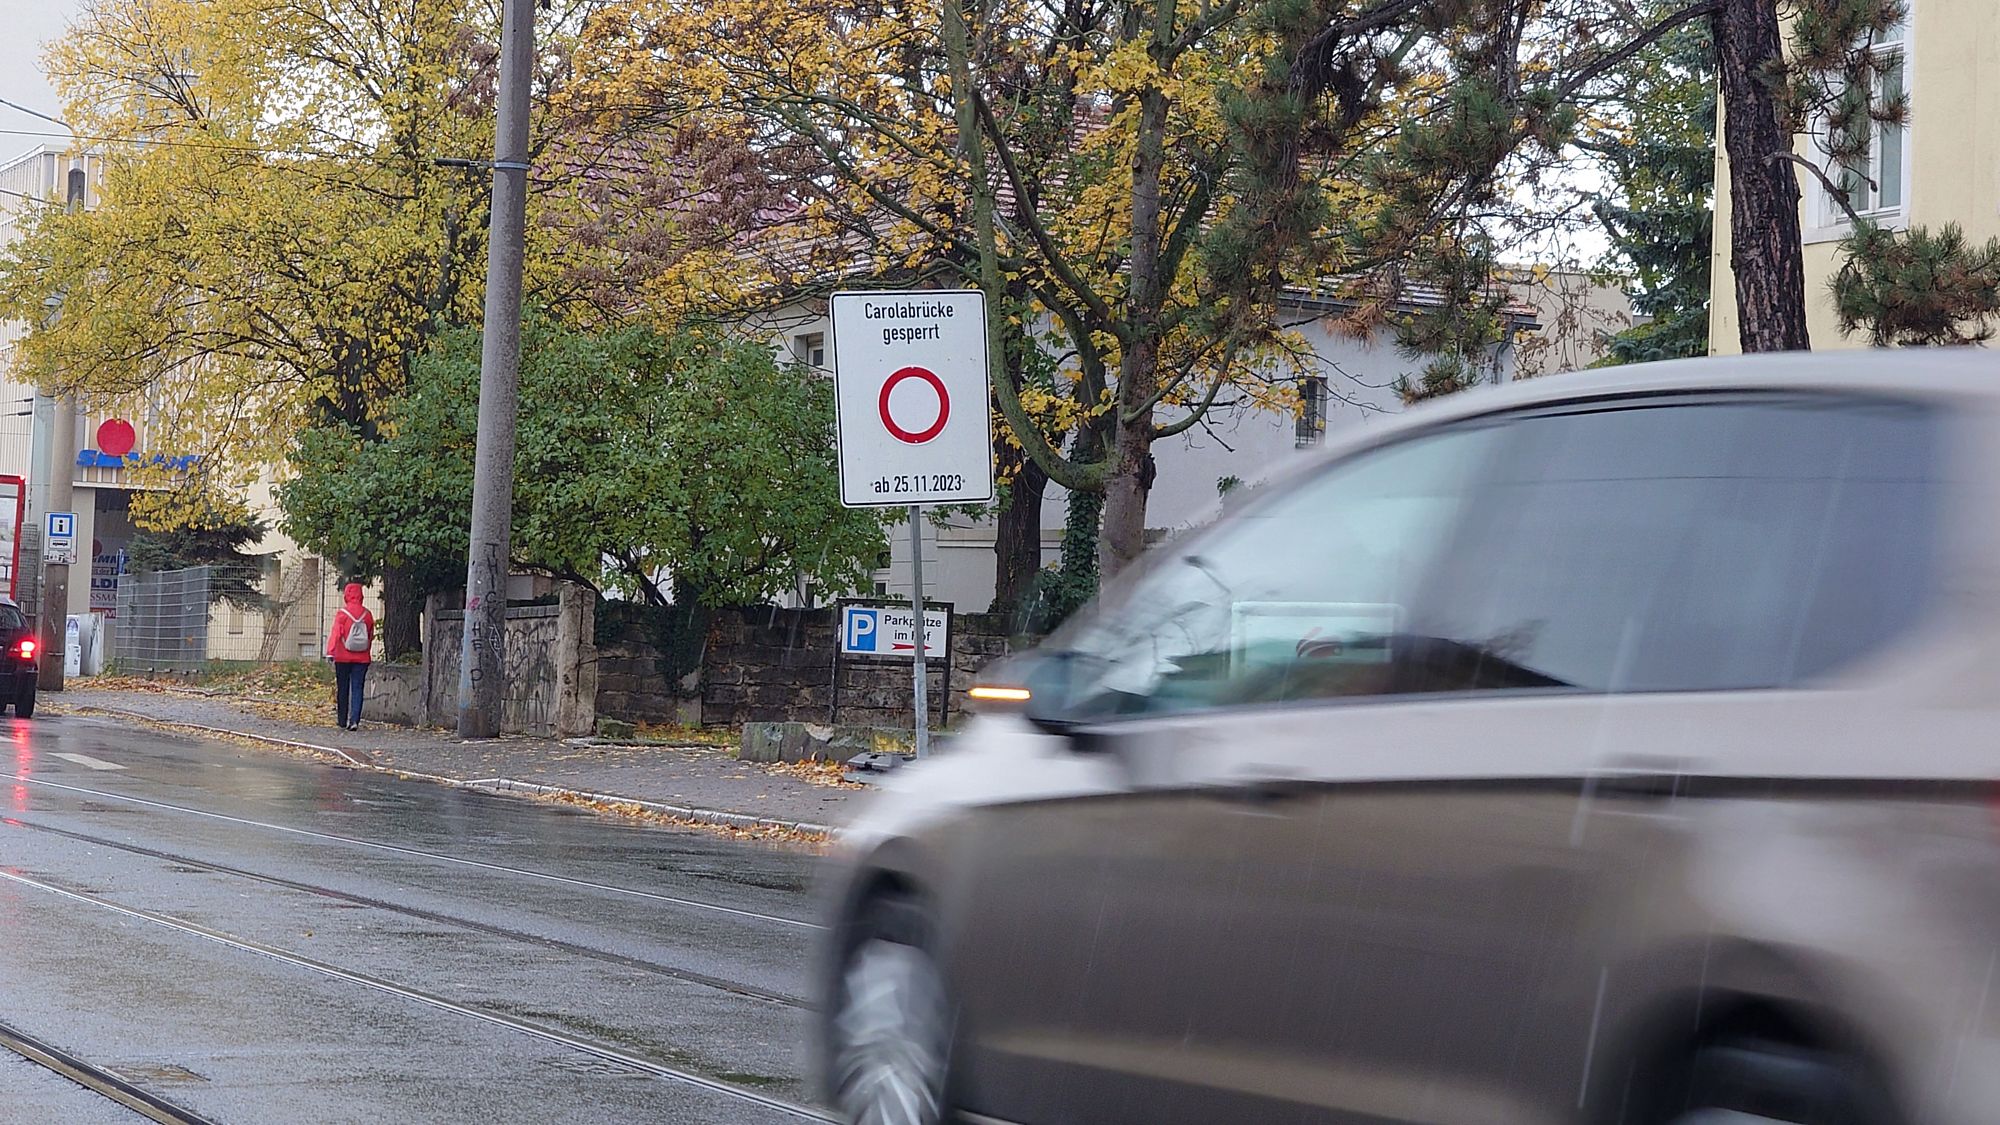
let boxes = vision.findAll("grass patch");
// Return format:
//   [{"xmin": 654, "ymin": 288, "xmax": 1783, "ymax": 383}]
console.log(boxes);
[{"xmin": 631, "ymin": 720, "xmax": 736, "ymax": 748}]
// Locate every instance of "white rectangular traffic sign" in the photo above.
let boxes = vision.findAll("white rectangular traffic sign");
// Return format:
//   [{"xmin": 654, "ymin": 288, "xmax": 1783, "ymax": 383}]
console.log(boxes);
[
  {"xmin": 44, "ymin": 511, "xmax": 76, "ymax": 566},
  {"xmin": 839, "ymin": 603, "xmax": 949, "ymax": 659},
  {"xmin": 830, "ymin": 290, "xmax": 994, "ymax": 507}
]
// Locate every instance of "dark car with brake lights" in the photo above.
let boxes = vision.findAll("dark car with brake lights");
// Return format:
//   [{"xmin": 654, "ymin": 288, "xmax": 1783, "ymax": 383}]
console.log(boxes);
[{"xmin": 0, "ymin": 598, "xmax": 38, "ymax": 718}]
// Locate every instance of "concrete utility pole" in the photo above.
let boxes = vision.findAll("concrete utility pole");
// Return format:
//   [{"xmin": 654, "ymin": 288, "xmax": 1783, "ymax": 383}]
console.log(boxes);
[
  {"xmin": 457, "ymin": 0, "xmax": 534, "ymax": 738},
  {"xmin": 39, "ymin": 165, "xmax": 86, "ymax": 692}
]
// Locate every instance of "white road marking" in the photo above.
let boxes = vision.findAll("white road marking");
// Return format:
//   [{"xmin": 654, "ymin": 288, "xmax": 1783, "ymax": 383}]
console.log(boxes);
[{"xmin": 52, "ymin": 753, "xmax": 125, "ymax": 772}]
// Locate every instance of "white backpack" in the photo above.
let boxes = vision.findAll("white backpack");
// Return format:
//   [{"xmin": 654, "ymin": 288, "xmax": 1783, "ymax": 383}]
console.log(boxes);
[{"xmin": 341, "ymin": 611, "xmax": 370, "ymax": 653}]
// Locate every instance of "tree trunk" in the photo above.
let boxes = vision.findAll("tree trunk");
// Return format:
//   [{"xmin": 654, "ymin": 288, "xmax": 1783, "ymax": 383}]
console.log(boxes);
[
  {"xmin": 378, "ymin": 560, "xmax": 423, "ymax": 660},
  {"xmin": 1099, "ymin": 368, "xmax": 1158, "ymax": 577},
  {"xmin": 1713, "ymin": 0, "xmax": 1810, "ymax": 352},
  {"xmin": 1099, "ymin": 84, "xmax": 1171, "ymax": 578},
  {"xmin": 990, "ymin": 441, "xmax": 1048, "ymax": 615}
]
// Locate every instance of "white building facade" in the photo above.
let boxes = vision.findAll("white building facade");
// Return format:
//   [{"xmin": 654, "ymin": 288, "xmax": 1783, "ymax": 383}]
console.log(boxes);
[{"xmin": 757, "ymin": 289, "xmax": 1541, "ymax": 618}]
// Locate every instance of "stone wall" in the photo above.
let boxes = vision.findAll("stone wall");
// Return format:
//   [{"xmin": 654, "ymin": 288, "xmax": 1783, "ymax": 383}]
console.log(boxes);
[
  {"xmin": 592, "ymin": 605, "xmax": 1027, "ymax": 730},
  {"xmin": 362, "ymin": 662, "xmax": 424, "ymax": 726},
  {"xmin": 595, "ymin": 643, "xmax": 696, "ymax": 726},
  {"xmin": 424, "ymin": 583, "xmax": 597, "ymax": 737}
]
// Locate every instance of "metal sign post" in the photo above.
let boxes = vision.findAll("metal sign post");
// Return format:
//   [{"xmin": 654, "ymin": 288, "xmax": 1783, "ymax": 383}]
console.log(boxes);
[
  {"xmin": 908, "ymin": 505, "xmax": 928, "ymax": 756},
  {"xmin": 830, "ymin": 289, "xmax": 993, "ymax": 758}
]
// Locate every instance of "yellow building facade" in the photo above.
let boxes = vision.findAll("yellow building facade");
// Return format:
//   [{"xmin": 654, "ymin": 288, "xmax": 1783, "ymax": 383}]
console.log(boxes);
[{"xmin": 1710, "ymin": 0, "xmax": 1999, "ymax": 353}]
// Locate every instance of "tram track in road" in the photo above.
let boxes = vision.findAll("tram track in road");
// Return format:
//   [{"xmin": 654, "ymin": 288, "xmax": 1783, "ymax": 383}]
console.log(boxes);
[
  {"xmin": 0, "ymin": 814, "xmax": 810, "ymax": 1008},
  {"xmin": 0, "ymin": 1016, "xmax": 220, "ymax": 1125},
  {"xmin": 0, "ymin": 769, "xmax": 819, "ymax": 930},
  {"xmin": 0, "ymin": 865, "xmax": 838, "ymax": 1123}
]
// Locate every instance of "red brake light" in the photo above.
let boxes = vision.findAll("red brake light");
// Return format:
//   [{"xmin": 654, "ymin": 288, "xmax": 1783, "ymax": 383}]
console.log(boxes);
[{"xmin": 15, "ymin": 639, "xmax": 35, "ymax": 660}]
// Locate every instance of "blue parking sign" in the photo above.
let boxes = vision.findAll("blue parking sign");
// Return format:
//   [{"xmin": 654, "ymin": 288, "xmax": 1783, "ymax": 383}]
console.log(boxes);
[
  {"xmin": 841, "ymin": 606, "xmax": 882, "ymax": 653},
  {"xmin": 839, "ymin": 602, "xmax": 948, "ymax": 659}
]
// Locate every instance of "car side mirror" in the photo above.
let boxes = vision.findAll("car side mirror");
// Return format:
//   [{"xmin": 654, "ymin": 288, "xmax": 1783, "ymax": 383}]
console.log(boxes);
[
  {"xmin": 1010, "ymin": 651, "xmax": 1072, "ymax": 728},
  {"xmin": 972, "ymin": 649, "xmax": 1121, "ymax": 748}
]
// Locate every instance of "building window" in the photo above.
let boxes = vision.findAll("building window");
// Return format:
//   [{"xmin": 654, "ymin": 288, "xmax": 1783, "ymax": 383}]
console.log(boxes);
[
  {"xmin": 1295, "ymin": 376, "xmax": 1328, "ymax": 448},
  {"xmin": 1825, "ymin": 16, "xmax": 1908, "ymax": 225},
  {"xmin": 796, "ymin": 333, "xmax": 827, "ymax": 369}
]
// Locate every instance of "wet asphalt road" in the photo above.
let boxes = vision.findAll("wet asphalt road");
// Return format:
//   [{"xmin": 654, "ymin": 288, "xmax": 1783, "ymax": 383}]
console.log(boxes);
[{"xmin": 0, "ymin": 711, "xmax": 833, "ymax": 1124}]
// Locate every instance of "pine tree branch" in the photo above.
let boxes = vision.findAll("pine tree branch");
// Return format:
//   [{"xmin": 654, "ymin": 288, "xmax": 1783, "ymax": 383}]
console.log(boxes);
[
  {"xmin": 1549, "ymin": 0, "xmax": 1722, "ymax": 106},
  {"xmin": 1770, "ymin": 149, "xmax": 1868, "ymax": 228},
  {"xmin": 1291, "ymin": 0, "xmax": 1431, "ymax": 95}
]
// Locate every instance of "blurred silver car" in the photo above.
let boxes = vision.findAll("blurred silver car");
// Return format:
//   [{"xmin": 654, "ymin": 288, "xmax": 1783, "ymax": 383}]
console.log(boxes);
[{"xmin": 816, "ymin": 350, "xmax": 2000, "ymax": 1125}]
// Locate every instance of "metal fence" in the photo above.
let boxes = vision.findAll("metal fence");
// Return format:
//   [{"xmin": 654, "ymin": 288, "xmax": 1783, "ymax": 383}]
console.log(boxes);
[
  {"xmin": 15, "ymin": 520, "xmax": 40, "ymax": 622},
  {"xmin": 114, "ymin": 565, "xmax": 216, "ymax": 672}
]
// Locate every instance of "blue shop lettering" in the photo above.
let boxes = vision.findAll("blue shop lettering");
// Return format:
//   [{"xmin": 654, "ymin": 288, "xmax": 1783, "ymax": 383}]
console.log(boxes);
[{"xmin": 77, "ymin": 450, "xmax": 202, "ymax": 471}]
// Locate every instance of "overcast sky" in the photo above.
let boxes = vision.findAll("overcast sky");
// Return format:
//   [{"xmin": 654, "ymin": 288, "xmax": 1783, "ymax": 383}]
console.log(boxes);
[{"xmin": 0, "ymin": 0, "xmax": 86, "ymax": 158}]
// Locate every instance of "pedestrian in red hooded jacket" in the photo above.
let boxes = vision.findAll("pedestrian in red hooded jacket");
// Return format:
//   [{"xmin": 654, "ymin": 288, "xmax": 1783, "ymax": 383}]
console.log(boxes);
[{"xmin": 326, "ymin": 582, "xmax": 374, "ymax": 730}]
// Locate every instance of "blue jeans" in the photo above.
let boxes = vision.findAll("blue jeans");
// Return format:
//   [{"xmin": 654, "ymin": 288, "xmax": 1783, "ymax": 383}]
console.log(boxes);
[{"xmin": 334, "ymin": 662, "xmax": 368, "ymax": 728}]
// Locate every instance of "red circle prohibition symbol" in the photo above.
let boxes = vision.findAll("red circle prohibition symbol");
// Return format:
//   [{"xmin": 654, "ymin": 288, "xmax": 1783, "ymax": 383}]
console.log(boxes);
[{"xmin": 878, "ymin": 366, "xmax": 951, "ymax": 445}]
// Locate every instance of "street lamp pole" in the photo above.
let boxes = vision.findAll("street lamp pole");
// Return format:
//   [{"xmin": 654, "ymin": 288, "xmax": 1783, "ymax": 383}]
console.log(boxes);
[{"xmin": 456, "ymin": 0, "xmax": 534, "ymax": 738}]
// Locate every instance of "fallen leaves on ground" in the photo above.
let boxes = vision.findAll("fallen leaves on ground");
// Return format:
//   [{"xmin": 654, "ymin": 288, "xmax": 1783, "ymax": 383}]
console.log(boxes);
[
  {"xmin": 541, "ymin": 789, "xmax": 829, "ymax": 849},
  {"xmin": 85, "ymin": 663, "xmax": 333, "ymax": 709},
  {"xmin": 764, "ymin": 758, "xmax": 866, "ymax": 789},
  {"xmin": 77, "ymin": 675, "xmax": 190, "ymax": 694},
  {"xmin": 203, "ymin": 662, "xmax": 335, "ymax": 705},
  {"xmin": 238, "ymin": 697, "xmax": 334, "ymax": 727}
]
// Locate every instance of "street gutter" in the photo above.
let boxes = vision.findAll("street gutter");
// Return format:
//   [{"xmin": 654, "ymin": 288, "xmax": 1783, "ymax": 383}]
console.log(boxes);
[{"xmin": 57, "ymin": 704, "xmax": 836, "ymax": 840}]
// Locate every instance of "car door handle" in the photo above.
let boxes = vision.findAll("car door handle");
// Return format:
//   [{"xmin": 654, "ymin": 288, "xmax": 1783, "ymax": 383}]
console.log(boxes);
[
  {"xmin": 1206, "ymin": 771, "xmax": 1312, "ymax": 805},
  {"xmin": 1591, "ymin": 756, "xmax": 1703, "ymax": 800}
]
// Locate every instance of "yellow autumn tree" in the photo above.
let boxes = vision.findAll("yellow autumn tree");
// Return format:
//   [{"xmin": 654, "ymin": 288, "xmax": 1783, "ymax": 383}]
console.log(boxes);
[
  {"xmin": 570, "ymin": 0, "xmax": 1402, "ymax": 585},
  {"xmin": 0, "ymin": 0, "xmax": 761, "ymax": 647},
  {"xmin": 0, "ymin": 0, "xmax": 520, "ymax": 644}
]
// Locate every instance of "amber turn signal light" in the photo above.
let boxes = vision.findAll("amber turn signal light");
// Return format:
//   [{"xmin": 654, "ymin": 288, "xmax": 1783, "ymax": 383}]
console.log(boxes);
[{"xmin": 967, "ymin": 684, "xmax": 1032, "ymax": 705}]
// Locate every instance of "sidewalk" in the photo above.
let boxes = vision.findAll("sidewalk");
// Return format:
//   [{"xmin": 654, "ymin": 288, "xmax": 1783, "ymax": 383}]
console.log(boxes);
[{"xmin": 54, "ymin": 686, "xmax": 862, "ymax": 838}]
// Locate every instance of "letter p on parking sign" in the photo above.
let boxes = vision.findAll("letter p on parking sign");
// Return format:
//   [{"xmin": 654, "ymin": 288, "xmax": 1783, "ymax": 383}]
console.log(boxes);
[{"xmin": 841, "ymin": 606, "xmax": 881, "ymax": 654}]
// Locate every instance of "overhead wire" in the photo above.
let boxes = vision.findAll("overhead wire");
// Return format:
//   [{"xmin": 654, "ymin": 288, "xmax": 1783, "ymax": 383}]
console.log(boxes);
[{"xmin": 0, "ymin": 125, "xmax": 410, "ymax": 163}]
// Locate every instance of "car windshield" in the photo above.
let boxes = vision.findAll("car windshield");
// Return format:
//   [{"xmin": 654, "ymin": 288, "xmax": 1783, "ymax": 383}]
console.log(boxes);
[
  {"xmin": 1034, "ymin": 424, "xmax": 1506, "ymax": 719},
  {"xmin": 1033, "ymin": 396, "xmax": 1939, "ymax": 722}
]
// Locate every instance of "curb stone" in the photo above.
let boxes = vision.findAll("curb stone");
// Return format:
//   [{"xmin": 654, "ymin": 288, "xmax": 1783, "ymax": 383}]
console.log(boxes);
[
  {"xmin": 60, "ymin": 704, "xmax": 836, "ymax": 839},
  {"xmin": 461, "ymin": 778, "xmax": 833, "ymax": 836}
]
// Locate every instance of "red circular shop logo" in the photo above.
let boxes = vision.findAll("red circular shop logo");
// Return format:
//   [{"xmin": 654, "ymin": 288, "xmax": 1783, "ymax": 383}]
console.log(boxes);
[
  {"xmin": 97, "ymin": 418, "xmax": 136, "ymax": 457},
  {"xmin": 877, "ymin": 366, "xmax": 950, "ymax": 445}
]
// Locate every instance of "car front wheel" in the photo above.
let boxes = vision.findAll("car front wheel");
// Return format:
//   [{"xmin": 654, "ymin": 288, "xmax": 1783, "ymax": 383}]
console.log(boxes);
[
  {"xmin": 1665, "ymin": 1038, "xmax": 1891, "ymax": 1125},
  {"xmin": 828, "ymin": 895, "xmax": 952, "ymax": 1125}
]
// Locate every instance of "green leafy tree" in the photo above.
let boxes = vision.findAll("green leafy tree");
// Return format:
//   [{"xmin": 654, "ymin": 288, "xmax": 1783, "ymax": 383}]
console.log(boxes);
[{"xmin": 280, "ymin": 319, "xmax": 890, "ymax": 658}]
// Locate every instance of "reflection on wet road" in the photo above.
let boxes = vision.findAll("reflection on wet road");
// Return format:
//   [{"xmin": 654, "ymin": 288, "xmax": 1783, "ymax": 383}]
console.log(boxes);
[{"xmin": 0, "ymin": 712, "xmax": 829, "ymax": 1123}]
